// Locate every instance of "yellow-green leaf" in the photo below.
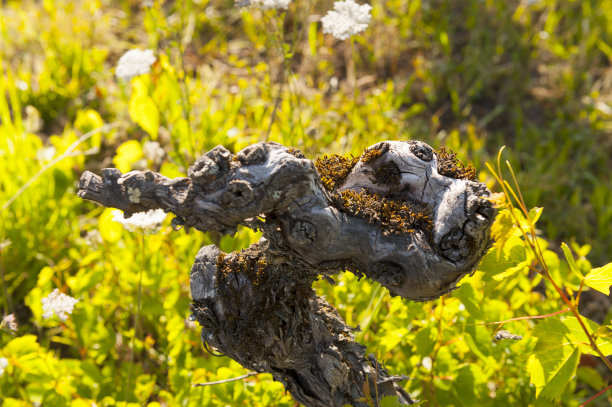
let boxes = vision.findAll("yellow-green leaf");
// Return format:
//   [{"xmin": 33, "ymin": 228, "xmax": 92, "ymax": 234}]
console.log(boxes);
[
  {"xmin": 380, "ymin": 395, "xmax": 402, "ymax": 407},
  {"xmin": 528, "ymin": 207, "xmax": 543, "ymax": 224},
  {"xmin": 584, "ymin": 262, "xmax": 612, "ymax": 295},
  {"xmin": 98, "ymin": 207, "xmax": 123, "ymax": 243},
  {"xmin": 561, "ymin": 242, "xmax": 585, "ymax": 280},
  {"xmin": 527, "ymin": 318, "xmax": 580, "ymax": 400},
  {"xmin": 492, "ymin": 261, "xmax": 529, "ymax": 281},
  {"xmin": 129, "ymin": 77, "xmax": 159, "ymax": 139},
  {"xmin": 563, "ymin": 316, "xmax": 612, "ymax": 356},
  {"xmin": 74, "ymin": 109, "xmax": 104, "ymax": 134},
  {"xmin": 112, "ymin": 140, "xmax": 143, "ymax": 173},
  {"xmin": 537, "ymin": 347, "xmax": 580, "ymax": 400}
]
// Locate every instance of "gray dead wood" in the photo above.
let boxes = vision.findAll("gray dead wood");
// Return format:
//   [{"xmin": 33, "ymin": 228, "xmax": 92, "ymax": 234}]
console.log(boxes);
[{"xmin": 78, "ymin": 140, "xmax": 495, "ymax": 406}]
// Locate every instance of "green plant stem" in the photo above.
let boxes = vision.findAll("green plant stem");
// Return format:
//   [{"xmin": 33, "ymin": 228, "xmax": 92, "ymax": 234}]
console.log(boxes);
[
  {"xmin": 192, "ymin": 371, "xmax": 258, "ymax": 387},
  {"xmin": 579, "ymin": 383, "xmax": 612, "ymax": 407},
  {"xmin": 125, "ymin": 232, "xmax": 145, "ymax": 402},
  {"xmin": 504, "ymin": 185, "xmax": 612, "ymax": 373},
  {"xmin": 488, "ymin": 148, "xmax": 612, "ymax": 373},
  {"xmin": 423, "ymin": 297, "xmax": 445, "ymax": 407},
  {"xmin": 346, "ymin": 36, "xmax": 358, "ymax": 151},
  {"xmin": 0, "ymin": 251, "xmax": 11, "ymax": 314},
  {"xmin": 176, "ymin": 1, "xmax": 196, "ymax": 160},
  {"xmin": 262, "ymin": 11, "xmax": 285, "ymax": 142}
]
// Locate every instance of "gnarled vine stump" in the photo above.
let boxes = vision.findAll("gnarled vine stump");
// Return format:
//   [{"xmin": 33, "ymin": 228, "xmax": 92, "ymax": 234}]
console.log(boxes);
[{"xmin": 78, "ymin": 140, "xmax": 495, "ymax": 406}]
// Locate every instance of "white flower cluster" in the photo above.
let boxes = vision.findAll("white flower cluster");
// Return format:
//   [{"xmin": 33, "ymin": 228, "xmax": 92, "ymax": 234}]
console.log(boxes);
[
  {"xmin": 321, "ymin": 0, "xmax": 372, "ymax": 41},
  {"xmin": 0, "ymin": 357, "xmax": 8, "ymax": 376},
  {"xmin": 115, "ymin": 49, "xmax": 157, "ymax": 81},
  {"xmin": 251, "ymin": 0, "xmax": 291, "ymax": 10},
  {"xmin": 41, "ymin": 289, "xmax": 79, "ymax": 322},
  {"xmin": 143, "ymin": 141, "xmax": 165, "ymax": 165},
  {"xmin": 112, "ymin": 209, "xmax": 167, "ymax": 234}
]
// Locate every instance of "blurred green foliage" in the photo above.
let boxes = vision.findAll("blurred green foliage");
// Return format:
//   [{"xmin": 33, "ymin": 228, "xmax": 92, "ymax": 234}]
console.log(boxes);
[{"xmin": 1, "ymin": 0, "xmax": 611, "ymax": 405}]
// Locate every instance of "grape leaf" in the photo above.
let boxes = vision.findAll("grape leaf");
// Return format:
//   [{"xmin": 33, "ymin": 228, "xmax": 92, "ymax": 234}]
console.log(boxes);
[
  {"xmin": 584, "ymin": 262, "xmax": 612, "ymax": 295},
  {"xmin": 527, "ymin": 318, "xmax": 580, "ymax": 400},
  {"xmin": 562, "ymin": 316, "xmax": 612, "ymax": 356}
]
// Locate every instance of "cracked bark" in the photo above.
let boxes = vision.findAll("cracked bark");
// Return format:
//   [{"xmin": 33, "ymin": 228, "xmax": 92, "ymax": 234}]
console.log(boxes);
[{"xmin": 78, "ymin": 140, "xmax": 495, "ymax": 406}]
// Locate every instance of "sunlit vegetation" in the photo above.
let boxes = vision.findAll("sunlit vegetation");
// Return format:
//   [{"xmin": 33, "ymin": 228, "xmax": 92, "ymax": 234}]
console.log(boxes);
[{"xmin": 1, "ymin": 0, "xmax": 611, "ymax": 406}]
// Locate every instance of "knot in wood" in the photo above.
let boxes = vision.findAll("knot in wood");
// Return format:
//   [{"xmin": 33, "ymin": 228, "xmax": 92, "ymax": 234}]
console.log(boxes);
[
  {"xmin": 290, "ymin": 220, "xmax": 316, "ymax": 245},
  {"xmin": 221, "ymin": 179, "xmax": 254, "ymax": 208},
  {"xmin": 188, "ymin": 156, "xmax": 219, "ymax": 185},
  {"xmin": 439, "ymin": 227, "xmax": 469, "ymax": 262},
  {"xmin": 237, "ymin": 143, "xmax": 267, "ymax": 165}
]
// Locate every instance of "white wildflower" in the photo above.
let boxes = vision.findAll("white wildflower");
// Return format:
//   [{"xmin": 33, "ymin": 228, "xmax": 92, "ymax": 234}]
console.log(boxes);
[
  {"xmin": 15, "ymin": 80, "xmax": 28, "ymax": 91},
  {"xmin": 41, "ymin": 289, "xmax": 79, "ymax": 322},
  {"xmin": 2, "ymin": 314, "xmax": 17, "ymax": 332},
  {"xmin": 321, "ymin": 0, "xmax": 372, "ymax": 41},
  {"xmin": 112, "ymin": 209, "xmax": 167, "ymax": 234},
  {"xmin": 83, "ymin": 229, "xmax": 103, "ymax": 247},
  {"xmin": 115, "ymin": 49, "xmax": 157, "ymax": 81},
  {"xmin": 226, "ymin": 127, "xmax": 240, "ymax": 138},
  {"xmin": 142, "ymin": 141, "xmax": 165, "ymax": 164},
  {"xmin": 250, "ymin": 0, "xmax": 291, "ymax": 10},
  {"xmin": 0, "ymin": 357, "xmax": 8, "ymax": 376},
  {"xmin": 36, "ymin": 146, "xmax": 56, "ymax": 163},
  {"xmin": 24, "ymin": 105, "xmax": 43, "ymax": 133},
  {"xmin": 0, "ymin": 239, "xmax": 11, "ymax": 250},
  {"xmin": 421, "ymin": 356, "xmax": 432, "ymax": 371}
]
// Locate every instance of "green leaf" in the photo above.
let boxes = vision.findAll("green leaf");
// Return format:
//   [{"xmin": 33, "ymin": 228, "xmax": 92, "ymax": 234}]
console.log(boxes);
[
  {"xmin": 528, "ymin": 207, "xmax": 543, "ymax": 225},
  {"xmin": 452, "ymin": 364, "xmax": 485, "ymax": 406},
  {"xmin": 380, "ymin": 395, "xmax": 402, "ymax": 407},
  {"xmin": 584, "ymin": 262, "xmax": 612, "ymax": 295},
  {"xmin": 562, "ymin": 316, "xmax": 612, "ymax": 356},
  {"xmin": 537, "ymin": 347, "xmax": 580, "ymax": 400},
  {"xmin": 527, "ymin": 318, "xmax": 580, "ymax": 400},
  {"xmin": 491, "ymin": 260, "xmax": 528, "ymax": 281},
  {"xmin": 98, "ymin": 207, "xmax": 124, "ymax": 243},
  {"xmin": 489, "ymin": 209, "xmax": 516, "ymax": 253},
  {"xmin": 379, "ymin": 328, "xmax": 407, "ymax": 353},
  {"xmin": 479, "ymin": 236, "xmax": 528, "ymax": 297},
  {"xmin": 308, "ymin": 22, "xmax": 318, "ymax": 56},
  {"xmin": 576, "ymin": 366, "xmax": 605, "ymax": 391},
  {"xmin": 414, "ymin": 326, "xmax": 437, "ymax": 356},
  {"xmin": 129, "ymin": 77, "xmax": 159, "ymax": 139},
  {"xmin": 74, "ymin": 108, "xmax": 104, "ymax": 134},
  {"xmin": 456, "ymin": 283, "xmax": 484, "ymax": 320},
  {"xmin": 561, "ymin": 242, "xmax": 584, "ymax": 280},
  {"xmin": 112, "ymin": 139, "xmax": 143, "ymax": 173}
]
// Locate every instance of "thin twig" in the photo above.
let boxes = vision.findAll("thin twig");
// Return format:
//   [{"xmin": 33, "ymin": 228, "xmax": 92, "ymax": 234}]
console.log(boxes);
[
  {"xmin": 192, "ymin": 371, "xmax": 259, "ymax": 387},
  {"xmin": 462, "ymin": 308, "xmax": 571, "ymax": 326},
  {"xmin": 579, "ymin": 383, "xmax": 612, "ymax": 407}
]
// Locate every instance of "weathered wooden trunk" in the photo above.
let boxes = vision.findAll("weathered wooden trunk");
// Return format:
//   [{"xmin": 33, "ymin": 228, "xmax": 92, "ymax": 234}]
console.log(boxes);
[{"xmin": 78, "ymin": 140, "xmax": 495, "ymax": 406}]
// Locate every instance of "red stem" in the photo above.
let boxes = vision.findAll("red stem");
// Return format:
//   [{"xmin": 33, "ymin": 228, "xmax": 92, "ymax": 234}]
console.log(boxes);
[{"xmin": 579, "ymin": 383, "xmax": 612, "ymax": 407}]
